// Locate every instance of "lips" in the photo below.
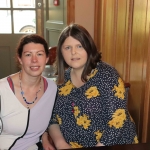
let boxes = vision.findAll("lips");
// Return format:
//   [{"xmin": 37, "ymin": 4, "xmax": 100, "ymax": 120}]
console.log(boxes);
[
  {"xmin": 30, "ymin": 66, "xmax": 40, "ymax": 71},
  {"xmin": 71, "ymin": 58, "xmax": 80, "ymax": 61}
]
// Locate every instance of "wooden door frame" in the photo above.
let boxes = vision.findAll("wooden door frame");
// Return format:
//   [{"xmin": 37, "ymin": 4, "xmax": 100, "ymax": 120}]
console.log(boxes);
[
  {"xmin": 67, "ymin": 0, "xmax": 75, "ymax": 25},
  {"xmin": 94, "ymin": 0, "xmax": 101, "ymax": 47}
]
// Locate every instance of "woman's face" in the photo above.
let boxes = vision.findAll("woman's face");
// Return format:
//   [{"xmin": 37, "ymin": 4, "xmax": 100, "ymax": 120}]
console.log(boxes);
[
  {"xmin": 18, "ymin": 42, "xmax": 49, "ymax": 77},
  {"xmin": 61, "ymin": 36, "xmax": 88, "ymax": 71}
]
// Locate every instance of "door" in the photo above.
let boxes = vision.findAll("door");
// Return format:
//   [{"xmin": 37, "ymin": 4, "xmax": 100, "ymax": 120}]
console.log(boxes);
[
  {"xmin": 43, "ymin": 0, "xmax": 67, "ymax": 47},
  {"xmin": 0, "ymin": 0, "xmax": 44, "ymax": 79}
]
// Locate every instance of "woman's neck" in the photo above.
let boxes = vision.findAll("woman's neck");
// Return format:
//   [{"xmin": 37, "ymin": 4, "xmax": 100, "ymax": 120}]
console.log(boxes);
[
  {"xmin": 71, "ymin": 68, "xmax": 85, "ymax": 88},
  {"xmin": 19, "ymin": 71, "xmax": 42, "ymax": 88}
]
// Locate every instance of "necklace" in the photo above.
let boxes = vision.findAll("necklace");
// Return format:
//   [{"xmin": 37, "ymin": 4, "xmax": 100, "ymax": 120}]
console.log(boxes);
[{"xmin": 19, "ymin": 71, "xmax": 42, "ymax": 109}]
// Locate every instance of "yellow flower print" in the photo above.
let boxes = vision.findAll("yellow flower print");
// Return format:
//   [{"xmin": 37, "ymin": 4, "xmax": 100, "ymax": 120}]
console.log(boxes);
[
  {"xmin": 108, "ymin": 109, "xmax": 126, "ymax": 129},
  {"xmin": 73, "ymin": 106, "xmax": 80, "ymax": 118},
  {"xmin": 56, "ymin": 115, "xmax": 62, "ymax": 125},
  {"xmin": 94, "ymin": 130, "xmax": 103, "ymax": 142},
  {"xmin": 87, "ymin": 69, "xmax": 98, "ymax": 79},
  {"xmin": 70, "ymin": 142, "xmax": 83, "ymax": 148},
  {"xmin": 85, "ymin": 86, "xmax": 100, "ymax": 99},
  {"xmin": 59, "ymin": 80, "xmax": 74, "ymax": 96},
  {"xmin": 109, "ymin": 119, "xmax": 124, "ymax": 129},
  {"xmin": 112, "ymin": 77, "xmax": 125, "ymax": 99},
  {"xmin": 112, "ymin": 109, "xmax": 126, "ymax": 119},
  {"xmin": 133, "ymin": 136, "xmax": 139, "ymax": 144},
  {"xmin": 77, "ymin": 114, "xmax": 91, "ymax": 129},
  {"xmin": 76, "ymin": 117, "xmax": 83, "ymax": 126}
]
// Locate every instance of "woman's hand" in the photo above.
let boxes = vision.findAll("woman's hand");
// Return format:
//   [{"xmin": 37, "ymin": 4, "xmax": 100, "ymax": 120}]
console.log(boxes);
[
  {"xmin": 95, "ymin": 142, "xmax": 104, "ymax": 147},
  {"xmin": 49, "ymin": 124, "xmax": 72, "ymax": 149},
  {"xmin": 43, "ymin": 142, "xmax": 55, "ymax": 150},
  {"xmin": 56, "ymin": 141, "xmax": 71, "ymax": 150},
  {"xmin": 42, "ymin": 132, "xmax": 56, "ymax": 150}
]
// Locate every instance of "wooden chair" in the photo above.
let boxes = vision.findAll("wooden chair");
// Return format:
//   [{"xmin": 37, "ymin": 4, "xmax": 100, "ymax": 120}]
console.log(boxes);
[
  {"xmin": 124, "ymin": 82, "xmax": 131, "ymax": 102},
  {"xmin": 48, "ymin": 46, "xmax": 57, "ymax": 65},
  {"xmin": 124, "ymin": 82, "xmax": 130, "ymax": 89}
]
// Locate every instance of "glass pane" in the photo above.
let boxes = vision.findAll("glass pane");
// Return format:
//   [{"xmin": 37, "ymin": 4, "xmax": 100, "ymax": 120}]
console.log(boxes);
[
  {"xmin": 0, "ymin": 0, "xmax": 10, "ymax": 8},
  {"xmin": 13, "ymin": 10, "xmax": 36, "ymax": 33},
  {"xmin": 0, "ymin": 10, "xmax": 11, "ymax": 33},
  {"xmin": 13, "ymin": 0, "xmax": 35, "ymax": 8}
]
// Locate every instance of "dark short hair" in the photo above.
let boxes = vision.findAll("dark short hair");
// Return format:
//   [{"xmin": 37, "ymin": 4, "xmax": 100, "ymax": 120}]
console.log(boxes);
[
  {"xmin": 16, "ymin": 34, "xmax": 49, "ymax": 58},
  {"xmin": 56, "ymin": 23, "xmax": 101, "ymax": 84}
]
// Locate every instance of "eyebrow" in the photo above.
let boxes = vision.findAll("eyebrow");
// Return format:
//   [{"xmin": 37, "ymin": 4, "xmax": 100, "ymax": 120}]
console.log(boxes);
[{"xmin": 23, "ymin": 50, "xmax": 45, "ymax": 53}]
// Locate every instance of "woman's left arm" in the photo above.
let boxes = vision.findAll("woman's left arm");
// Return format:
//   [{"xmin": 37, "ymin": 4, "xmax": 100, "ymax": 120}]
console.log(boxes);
[{"xmin": 98, "ymin": 74, "xmax": 137, "ymax": 146}]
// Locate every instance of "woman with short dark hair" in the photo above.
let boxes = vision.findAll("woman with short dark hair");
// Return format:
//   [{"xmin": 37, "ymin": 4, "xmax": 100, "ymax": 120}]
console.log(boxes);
[{"xmin": 0, "ymin": 34, "xmax": 57, "ymax": 149}]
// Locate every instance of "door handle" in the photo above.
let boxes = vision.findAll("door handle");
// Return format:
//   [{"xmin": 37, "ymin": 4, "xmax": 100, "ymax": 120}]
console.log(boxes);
[{"xmin": 38, "ymin": 3, "xmax": 41, "ymax": 7}]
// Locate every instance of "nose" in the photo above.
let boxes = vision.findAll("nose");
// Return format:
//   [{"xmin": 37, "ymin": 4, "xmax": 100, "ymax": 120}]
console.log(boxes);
[
  {"xmin": 31, "ymin": 55, "xmax": 38, "ymax": 62},
  {"xmin": 71, "ymin": 47, "xmax": 76, "ymax": 55}
]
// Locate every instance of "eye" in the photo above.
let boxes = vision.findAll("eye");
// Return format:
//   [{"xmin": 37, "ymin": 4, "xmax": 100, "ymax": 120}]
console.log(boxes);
[
  {"xmin": 37, "ymin": 53, "xmax": 43, "ymax": 56},
  {"xmin": 64, "ymin": 46, "xmax": 71, "ymax": 50},
  {"xmin": 25, "ymin": 53, "xmax": 31, "ymax": 57},
  {"xmin": 77, "ymin": 45, "xmax": 83, "ymax": 49}
]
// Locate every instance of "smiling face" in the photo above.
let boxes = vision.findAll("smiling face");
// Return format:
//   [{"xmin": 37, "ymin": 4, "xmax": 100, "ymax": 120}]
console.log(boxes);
[
  {"xmin": 61, "ymin": 36, "xmax": 88, "ymax": 72},
  {"xmin": 18, "ymin": 42, "xmax": 49, "ymax": 77}
]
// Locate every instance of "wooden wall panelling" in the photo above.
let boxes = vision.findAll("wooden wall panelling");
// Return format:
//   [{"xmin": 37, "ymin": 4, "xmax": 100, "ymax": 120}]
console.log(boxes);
[
  {"xmin": 142, "ymin": 0, "xmax": 150, "ymax": 142},
  {"xmin": 94, "ymin": 0, "xmax": 150, "ymax": 142},
  {"xmin": 143, "ymin": 0, "xmax": 150, "ymax": 141},
  {"xmin": 129, "ymin": 0, "xmax": 148, "ymax": 142},
  {"xmin": 101, "ymin": 0, "xmax": 115, "ymax": 66},
  {"xmin": 112, "ymin": 0, "xmax": 118, "ymax": 67},
  {"xmin": 142, "ymin": 26, "xmax": 150, "ymax": 142},
  {"xmin": 124, "ymin": 0, "xmax": 134, "ymax": 82},
  {"xmin": 95, "ymin": 0, "xmax": 130, "ymax": 78},
  {"xmin": 112, "ymin": 0, "xmax": 126, "ymax": 77},
  {"xmin": 141, "ymin": 0, "xmax": 150, "ymax": 142}
]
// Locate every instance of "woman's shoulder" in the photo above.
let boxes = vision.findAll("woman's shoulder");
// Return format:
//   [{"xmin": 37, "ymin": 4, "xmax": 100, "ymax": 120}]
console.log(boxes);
[
  {"xmin": 0, "ymin": 77, "xmax": 11, "ymax": 95},
  {"xmin": 97, "ymin": 61, "xmax": 119, "ymax": 76},
  {"xmin": 94, "ymin": 61, "xmax": 121, "ymax": 87},
  {"xmin": 43, "ymin": 77, "xmax": 57, "ymax": 87},
  {"xmin": 0, "ymin": 77, "xmax": 8, "ymax": 85}
]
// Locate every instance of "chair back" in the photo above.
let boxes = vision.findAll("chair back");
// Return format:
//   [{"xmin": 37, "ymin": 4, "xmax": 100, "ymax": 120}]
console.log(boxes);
[
  {"xmin": 124, "ymin": 82, "xmax": 130, "ymax": 102},
  {"xmin": 48, "ymin": 46, "xmax": 57, "ymax": 65}
]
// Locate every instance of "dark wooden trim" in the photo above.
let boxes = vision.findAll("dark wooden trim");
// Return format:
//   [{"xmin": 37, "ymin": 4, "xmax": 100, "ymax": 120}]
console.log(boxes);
[
  {"xmin": 112, "ymin": 0, "xmax": 118, "ymax": 67},
  {"xmin": 125, "ymin": 0, "xmax": 134, "ymax": 82},
  {"xmin": 67, "ymin": 0, "xmax": 75, "ymax": 25},
  {"xmin": 94, "ymin": 0, "xmax": 100, "ymax": 48},
  {"xmin": 142, "ymin": 26, "xmax": 150, "ymax": 142}
]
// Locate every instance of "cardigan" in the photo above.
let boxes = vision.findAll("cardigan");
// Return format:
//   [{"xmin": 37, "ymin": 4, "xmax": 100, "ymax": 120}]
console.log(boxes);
[{"xmin": 0, "ymin": 76, "xmax": 57, "ymax": 150}]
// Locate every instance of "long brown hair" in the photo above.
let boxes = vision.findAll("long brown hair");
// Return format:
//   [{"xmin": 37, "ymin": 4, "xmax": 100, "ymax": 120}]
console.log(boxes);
[{"xmin": 56, "ymin": 23, "xmax": 101, "ymax": 85}]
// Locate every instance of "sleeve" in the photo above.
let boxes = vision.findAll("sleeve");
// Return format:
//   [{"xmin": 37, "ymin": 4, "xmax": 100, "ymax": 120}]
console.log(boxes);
[{"xmin": 99, "ymin": 68, "xmax": 137, "ymax": 146}]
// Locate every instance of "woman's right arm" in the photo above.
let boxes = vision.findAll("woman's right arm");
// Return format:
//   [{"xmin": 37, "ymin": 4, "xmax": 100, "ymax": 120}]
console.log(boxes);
[
  {"xmin": 49, "ymin": 124, "xmax": 71, "ymax": 149},
  {"xmin": 42, "ymin": 132, "xmax": 55, "ymax": 150}
]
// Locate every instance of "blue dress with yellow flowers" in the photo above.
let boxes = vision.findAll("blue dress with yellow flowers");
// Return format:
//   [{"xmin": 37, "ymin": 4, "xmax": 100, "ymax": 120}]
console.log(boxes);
[{"xmin": 49, "ymin": 61, "xmax": 138, "ymax": 148}]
